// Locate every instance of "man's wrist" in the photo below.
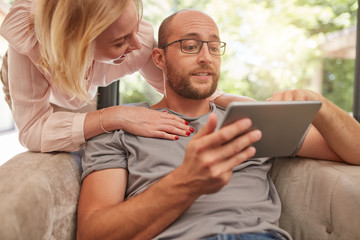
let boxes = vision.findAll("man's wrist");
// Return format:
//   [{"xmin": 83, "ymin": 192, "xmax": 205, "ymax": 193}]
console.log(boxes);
[{"xmin": 167, "ymin": 167, "xmax": 203, "ymax": 200}]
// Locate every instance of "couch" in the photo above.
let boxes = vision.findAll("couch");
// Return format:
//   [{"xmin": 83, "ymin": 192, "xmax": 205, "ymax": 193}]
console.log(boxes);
[
  {"xmin": 270, "ymin": 157, "xmax": 360, "ymax": 240},
  {"xmin": 1, "ymin": 52, "xmax": 360, "ymax": 240},
  {"xmin": 0, "ymin": 152, "xmax": 79, "ymax": 240},
  {"xmin": 0, "ymin": 152, "xmax": 359, "ymax": 240}
]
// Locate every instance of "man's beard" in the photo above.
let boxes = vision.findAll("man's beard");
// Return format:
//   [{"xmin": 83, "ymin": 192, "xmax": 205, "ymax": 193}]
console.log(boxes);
[{"xmin": 165, "ymin": 62, "xmax": 219, "ymax": 100}]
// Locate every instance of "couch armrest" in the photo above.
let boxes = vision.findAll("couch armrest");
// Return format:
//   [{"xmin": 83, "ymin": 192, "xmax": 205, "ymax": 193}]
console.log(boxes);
[
  {"xmin": 270, "ymin": 157, "xmax": 360, "ymax": 240},
  {"xmin": 0, "ymin": 151, "xmax": 80, "ymax": 240}
]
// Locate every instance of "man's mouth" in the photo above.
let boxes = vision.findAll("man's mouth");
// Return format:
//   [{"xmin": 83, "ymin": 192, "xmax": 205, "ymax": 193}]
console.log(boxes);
[{"xmin": 192, "ymin": 72, "xmax": 212, "ymax": 76}]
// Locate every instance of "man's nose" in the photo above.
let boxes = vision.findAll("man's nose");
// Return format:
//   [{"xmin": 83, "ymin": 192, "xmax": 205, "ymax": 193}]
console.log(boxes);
[{"xmin": 197, "ymin": 43, "xmax": 212, "ymax": 64}]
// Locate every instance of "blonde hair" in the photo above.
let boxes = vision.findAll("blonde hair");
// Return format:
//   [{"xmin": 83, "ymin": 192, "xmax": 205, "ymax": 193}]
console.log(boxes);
[{"xmin": 34, "ymin": 0, "xmax": 143, "ymax": 100}]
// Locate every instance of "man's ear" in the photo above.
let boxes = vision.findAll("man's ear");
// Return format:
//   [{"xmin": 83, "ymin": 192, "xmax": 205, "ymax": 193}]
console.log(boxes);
[{"xmin": 152, "ymin": 48, "xmax": 165, "ymax": 70}]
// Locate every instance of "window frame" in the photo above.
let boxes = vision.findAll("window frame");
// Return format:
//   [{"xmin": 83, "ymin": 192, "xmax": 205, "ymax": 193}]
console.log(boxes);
[{"xmin": 354, "ymin": 0, "xmax": 360, "ymax": 122}]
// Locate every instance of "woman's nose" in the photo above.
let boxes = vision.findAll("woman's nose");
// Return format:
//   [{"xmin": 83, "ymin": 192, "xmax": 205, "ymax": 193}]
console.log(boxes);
[{"xmin": 127, "ymin": 32, "xmax": 142, "ymax": 52}]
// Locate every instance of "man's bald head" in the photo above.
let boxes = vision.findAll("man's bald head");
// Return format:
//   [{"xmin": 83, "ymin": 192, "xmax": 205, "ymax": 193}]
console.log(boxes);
[{"xmin": 158, "ymin": 10, "xmax": 217, "ymax": 49}]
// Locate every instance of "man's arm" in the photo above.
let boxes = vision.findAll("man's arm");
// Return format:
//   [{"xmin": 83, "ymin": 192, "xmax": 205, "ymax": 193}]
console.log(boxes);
[
  {"xmin": 77, "ymin": 167, "xmax": 199, "ymax": 240},
  {"xmin": 77, "ymin": 114, "xmax": 262, "ymax": 240},
  {"xmin": 270, "ymin": 89, "xmax": 360, "ymax": 164},
  {"xmin": 212, "ymin": 91, "xmax": 256, "ymax": 106}
]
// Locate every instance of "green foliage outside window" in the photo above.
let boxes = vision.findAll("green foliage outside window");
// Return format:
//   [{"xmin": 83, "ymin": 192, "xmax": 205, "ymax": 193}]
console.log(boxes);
[
  {"xmin": 118, "ymin": 0, "xmax": 357, "ymax": 112},
  {"xmin": 323, "ymin": 59, "xmax": 355, "ymax": 112}
]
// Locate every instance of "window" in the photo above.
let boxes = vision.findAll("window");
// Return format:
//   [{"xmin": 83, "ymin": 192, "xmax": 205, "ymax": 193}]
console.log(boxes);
[
  {"xmin": 0, "ymin": 0, "xmax": 27, "ymax": 165},
  {"xmin": 120, "ymin": 0, "xmax": 359, "ymax": 120}
]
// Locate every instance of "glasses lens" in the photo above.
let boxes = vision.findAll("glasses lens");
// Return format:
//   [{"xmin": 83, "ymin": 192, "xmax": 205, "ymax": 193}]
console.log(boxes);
[
  {"xmin": 181, "ymin": 40, "xmax": 202, "ymax": 53},
  {"xmin": 179, "ymin": 39, "xmax": 226, "ymax": 55},
  {"xmin": 208, "ymin": 42, "xmax": 224, "ymax": 56}
]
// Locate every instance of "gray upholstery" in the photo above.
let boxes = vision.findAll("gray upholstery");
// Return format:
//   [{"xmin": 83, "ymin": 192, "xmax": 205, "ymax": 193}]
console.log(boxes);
[
  {"xmin": 270, "ymin": 157, "xmax": 360, "ymax": 240},
  {"xmin": 0, "ymin": 153, "xmax": 359, "ymax": 240},
  {"xmin": 0, "ymin": 152, "xmax": 80, "ymax": 240}
]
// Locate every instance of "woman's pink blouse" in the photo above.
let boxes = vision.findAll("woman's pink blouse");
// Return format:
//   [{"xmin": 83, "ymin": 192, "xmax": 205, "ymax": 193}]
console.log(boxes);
[{"xmin": 0, "ymin": 0, "xmax": 164, "ymax": 152}]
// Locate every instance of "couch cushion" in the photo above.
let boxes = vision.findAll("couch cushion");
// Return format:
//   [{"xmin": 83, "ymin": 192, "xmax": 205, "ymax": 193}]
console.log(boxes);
[
  {"xmin": 270, "ymin": 157, "xmax": 360, "ymax": 240},
  {"xmin": 0, "ymin": 151, "xmax": 80, "ymax": 240}
]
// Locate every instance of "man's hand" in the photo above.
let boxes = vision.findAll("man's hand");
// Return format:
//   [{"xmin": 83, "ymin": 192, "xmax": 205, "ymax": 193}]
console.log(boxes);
[
  {"xmin": 175, "ymin": 113, "xmax": 262, "ymax": 197},
  {"xmin": 268, "ymin": 89, "xmax": 360, "ymax": 164},
  {"xmin": 268, "ymin": 89, "xmax": 323, "ymax": 102},
  {"xmin": 268, "ymin": 89, "xmax": 329, "ymax": 129}
]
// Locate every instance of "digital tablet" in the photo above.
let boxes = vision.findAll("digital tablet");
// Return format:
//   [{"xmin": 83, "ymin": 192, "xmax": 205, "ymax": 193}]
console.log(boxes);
[{"xmin": 217, "ymin": 101, "xmax": 322, "ymax": 158}]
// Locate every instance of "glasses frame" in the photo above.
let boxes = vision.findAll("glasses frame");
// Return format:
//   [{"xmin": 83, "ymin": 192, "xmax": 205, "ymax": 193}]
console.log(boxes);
[{"xmin": 161, "ymin": 38, "xmax": 227, "ymax": 56}]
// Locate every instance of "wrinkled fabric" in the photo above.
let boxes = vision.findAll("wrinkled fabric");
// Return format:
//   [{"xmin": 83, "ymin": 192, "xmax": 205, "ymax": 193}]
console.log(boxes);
[
  {"xmin": 82, "ymin": 102, "xmax": 292, "ymax": 240},
  {"xmin": 0, "ymin": 0, "xmax": 163, "ymax": 152}
]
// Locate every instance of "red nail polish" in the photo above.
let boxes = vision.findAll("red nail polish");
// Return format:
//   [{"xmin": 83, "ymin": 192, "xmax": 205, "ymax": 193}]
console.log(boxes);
[
  {"xmin": 189, "ymin": 127, "xmax": 194, "ymax": 132},
  {"xmin": 185, "ymin": 121, "xmax": 189, "ymax": 125},
  {"xmin": 175, "ymin": 136, "xmax": 179, "ymax": 140},
  {"xmin": 186, "ymin": 131, "xmax": 191, "ymax": 136}
]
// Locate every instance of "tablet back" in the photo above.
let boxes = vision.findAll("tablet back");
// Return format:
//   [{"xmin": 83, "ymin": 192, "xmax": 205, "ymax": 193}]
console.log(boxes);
[{"xmin": 219, "ymin": 101, "xmax": 322, "ymax": 158}]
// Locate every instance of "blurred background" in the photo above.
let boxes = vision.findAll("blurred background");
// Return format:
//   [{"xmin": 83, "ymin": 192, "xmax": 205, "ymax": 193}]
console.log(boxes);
[
  {"xmin": 0, "ymin": 0, "xmax": 357, "ymax": 164},
  {"xmin": 0, "ymin": 0, "xmax": 26, "ymax": 165}
]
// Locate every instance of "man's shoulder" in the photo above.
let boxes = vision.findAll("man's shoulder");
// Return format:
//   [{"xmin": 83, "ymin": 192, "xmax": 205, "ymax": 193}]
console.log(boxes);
[
  {"xmin": 212, "ymin": 103, "xmax": 227, "ymax": 123},
  {"xmin": 122, "ymin": 102, "xmax": 150, "ymax": 108},
  {"xmin": 214, "ymin": 104, "xmax": 226, "ymax": 112}
]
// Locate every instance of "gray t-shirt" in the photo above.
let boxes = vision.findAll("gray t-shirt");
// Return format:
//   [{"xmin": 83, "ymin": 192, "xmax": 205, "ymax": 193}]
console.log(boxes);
[{"xmin": 82, "ymin": 102, "xmax": 292, "ymax": 239}]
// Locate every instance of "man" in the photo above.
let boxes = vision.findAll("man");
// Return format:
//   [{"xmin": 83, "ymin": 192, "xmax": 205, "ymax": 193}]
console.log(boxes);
[{"xmin": 77, "ymin": 10, "xmax": 360, "ymax": 240}]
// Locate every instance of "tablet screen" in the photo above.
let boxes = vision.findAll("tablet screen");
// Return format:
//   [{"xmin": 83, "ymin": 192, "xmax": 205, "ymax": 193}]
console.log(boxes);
[{"xmin": 218, "ymin": 101, "xmax": 322, "ymax": 158}]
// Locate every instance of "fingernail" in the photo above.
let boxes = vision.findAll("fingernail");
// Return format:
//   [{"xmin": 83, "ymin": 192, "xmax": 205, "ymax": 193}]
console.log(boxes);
[
  {"xmin": 163, "ymin": 110, "xmax": 167, "ymax": 113},
  {"xmin": 252, "ymin": 130, "xmax": 262, "ymax": 139},
  {"xmin": 243, "ymin": 119, "xmax": 251, "ymax": 127},
  {"xmin": 186, "ymin": 131, "xmax": 191, "ymax": 136},
  {"xmin": 189, "ymin": 127, "xmax": 194, "ymax": 132},
  {"xmin": 249, "ymin": 146, "xmax": 256, "ymax": 155},
  {"xmin": 175, "ymin": 136, "xmax": 179, "ymax": 140},
  {"xmin": 185, "ymin": 121, "xmax": 189, "ymax": 125}
]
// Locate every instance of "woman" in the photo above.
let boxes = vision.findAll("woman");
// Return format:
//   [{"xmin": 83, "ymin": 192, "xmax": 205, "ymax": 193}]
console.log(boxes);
[{"xmin": 0, "ymin": 0, "xmax": 214, "ymax": 152}]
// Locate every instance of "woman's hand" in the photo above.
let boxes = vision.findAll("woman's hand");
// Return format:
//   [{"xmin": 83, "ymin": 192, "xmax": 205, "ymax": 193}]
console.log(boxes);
[{"xmin": 104, "ymin": 106, "xmax": 193, "ymax": 140}]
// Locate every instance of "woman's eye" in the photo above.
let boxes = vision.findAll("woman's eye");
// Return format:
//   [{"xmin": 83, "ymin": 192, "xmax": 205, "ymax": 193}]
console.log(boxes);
[{"xmin": 115, "ymin": 38, "xmax": 126, "ymax": 48}]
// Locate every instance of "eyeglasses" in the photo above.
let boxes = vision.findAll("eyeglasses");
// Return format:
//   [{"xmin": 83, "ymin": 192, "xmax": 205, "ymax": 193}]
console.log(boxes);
[{"xmin": 161, "ymin": 39, "xmax": 226, "ymax": 56}]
